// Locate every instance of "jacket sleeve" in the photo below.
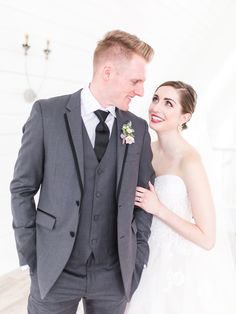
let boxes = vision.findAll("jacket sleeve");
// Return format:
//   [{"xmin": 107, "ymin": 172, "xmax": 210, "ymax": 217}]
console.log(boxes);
[
  {"xmin": 10, "ymin": 101, "xmax": 44, "ymax": 269},
  {"xmin": 130, "ymin": 121, "xmax": 155, "ymax": 297}
]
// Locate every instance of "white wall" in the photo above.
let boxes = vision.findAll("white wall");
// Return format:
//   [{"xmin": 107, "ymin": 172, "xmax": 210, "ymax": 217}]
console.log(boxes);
[{"xmin": 0, "ymin": 0, "xmax": 236, "ymax": 275}]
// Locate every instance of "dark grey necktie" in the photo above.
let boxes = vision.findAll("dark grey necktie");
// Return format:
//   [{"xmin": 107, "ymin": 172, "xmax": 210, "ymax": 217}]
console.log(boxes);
[{"xmin": 94, "ymin": 110, "xmax": 110, "ymax": 162}]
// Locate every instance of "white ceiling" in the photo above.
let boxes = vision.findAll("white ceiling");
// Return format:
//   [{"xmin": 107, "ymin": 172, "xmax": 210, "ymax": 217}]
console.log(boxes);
[
  {"xmin": 0, "ymin": 0, "xmax": 235, "ymax": 145},
  {"xmin": 1, "ymin": 0, "xmax": 235, "ymax": 85}
]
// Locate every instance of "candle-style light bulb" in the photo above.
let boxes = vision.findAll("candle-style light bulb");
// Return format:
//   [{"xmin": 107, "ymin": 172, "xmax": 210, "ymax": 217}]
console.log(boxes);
[
  {"xmin": 43, "ymin": 39, "xmax": 51, "ymax": 60},
  {"xmin": 22, "ymin": 33, "xmax": 30, "ymax": 55}
]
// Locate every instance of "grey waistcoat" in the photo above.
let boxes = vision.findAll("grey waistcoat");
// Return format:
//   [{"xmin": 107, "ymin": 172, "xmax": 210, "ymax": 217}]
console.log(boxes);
[{"xmin": 69, "ymin": 120, "xmax": 118, "ymax": 265}]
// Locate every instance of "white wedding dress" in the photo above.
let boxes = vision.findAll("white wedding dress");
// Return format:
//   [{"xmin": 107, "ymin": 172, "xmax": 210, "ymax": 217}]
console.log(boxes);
[{"xmin": 126, "ymin": 175, "xmax": 236, "ymax": 314}]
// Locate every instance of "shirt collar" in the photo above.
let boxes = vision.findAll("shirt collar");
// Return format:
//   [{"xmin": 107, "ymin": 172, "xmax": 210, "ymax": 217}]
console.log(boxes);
[{"xmin": 81, "ymin": 85, "xmax": 116, "ymax": 118}]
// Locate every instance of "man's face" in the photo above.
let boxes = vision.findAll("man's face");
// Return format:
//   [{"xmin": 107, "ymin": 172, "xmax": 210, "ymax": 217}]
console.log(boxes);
[{"xmin": 108, "ymin": 54, "xmax": 147, "ymax": 111}]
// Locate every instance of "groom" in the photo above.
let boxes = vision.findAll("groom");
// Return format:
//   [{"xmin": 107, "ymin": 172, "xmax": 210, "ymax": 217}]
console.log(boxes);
[{"xmin": 10, "ymin": 30, "xmax": 155, "ymax": 313}]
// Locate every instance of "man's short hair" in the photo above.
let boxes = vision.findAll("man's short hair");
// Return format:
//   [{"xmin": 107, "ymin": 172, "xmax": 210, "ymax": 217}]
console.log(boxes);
[{"xmin": 93, "ymin": 30, "xmax": 154, "ymax": 68}]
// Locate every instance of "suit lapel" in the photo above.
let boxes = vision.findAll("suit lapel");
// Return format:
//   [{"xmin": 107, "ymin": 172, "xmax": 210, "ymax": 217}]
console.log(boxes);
[
  {"xmin": 116, "ymin": 109, "xmax": 129, "ymax": 198},
  {"xmin": 64, "ymin": 90, "xmax": 84, "ymax": 192}
]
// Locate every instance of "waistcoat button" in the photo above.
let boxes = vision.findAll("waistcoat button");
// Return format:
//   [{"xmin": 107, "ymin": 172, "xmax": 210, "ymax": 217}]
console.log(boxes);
[
  {"xmin": 97, "ymin": 168, "xmax": 103, "ymax": 175},
  {"xmin": 94, "ymin": 215, "xmax": 100, "ymax": 221}
]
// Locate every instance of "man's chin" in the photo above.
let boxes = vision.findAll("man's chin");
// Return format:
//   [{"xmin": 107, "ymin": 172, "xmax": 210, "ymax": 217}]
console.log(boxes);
[
  {"xmin": 116, "ymin": 105, "xmax": 129, "ymax": 112},
  {"xmin": 120, "ymin": 102, "xmax": 130, "ymax": 111}
]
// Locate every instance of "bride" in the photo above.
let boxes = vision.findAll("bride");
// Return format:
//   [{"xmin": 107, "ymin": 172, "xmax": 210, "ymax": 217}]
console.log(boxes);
[{"xmin": 125, "ymin": 81, "xmax": 236, "ymax": 314}]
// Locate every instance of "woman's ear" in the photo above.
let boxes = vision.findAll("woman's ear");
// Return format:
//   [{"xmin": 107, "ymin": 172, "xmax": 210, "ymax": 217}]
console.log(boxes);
[{"xmin": 182, "ymin": 112, "xmax": 192, "ymax": 125}]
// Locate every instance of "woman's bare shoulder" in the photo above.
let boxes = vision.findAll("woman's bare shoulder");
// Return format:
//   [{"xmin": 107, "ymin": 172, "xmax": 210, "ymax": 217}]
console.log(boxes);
[{"xmin": 180, "ymin": 144, "xmax": 203, "ymax": 175}]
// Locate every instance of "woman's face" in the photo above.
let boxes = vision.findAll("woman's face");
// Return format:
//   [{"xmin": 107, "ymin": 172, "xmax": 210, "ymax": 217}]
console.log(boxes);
[{"xmin": 149, "ymin": 85, "xmax": 188, "ymax": 132}]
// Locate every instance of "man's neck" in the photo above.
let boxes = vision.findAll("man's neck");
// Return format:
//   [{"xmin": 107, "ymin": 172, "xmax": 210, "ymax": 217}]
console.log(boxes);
[{"xmin": 89, "ymin": 82, "xmax": 110, "ymax": 108}]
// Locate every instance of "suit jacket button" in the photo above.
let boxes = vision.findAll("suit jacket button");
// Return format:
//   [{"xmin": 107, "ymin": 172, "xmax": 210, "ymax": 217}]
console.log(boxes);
[
  {"xmin": 70, "ymin": 231, "xmax": 75, "ymax": 238},
  {"xmin": 76, "ymin": 200, "xmax": 80, "ymax": 206},
  {"xmin": 96, "ymin": 192, "xmax": 101, "ymax": 198}
]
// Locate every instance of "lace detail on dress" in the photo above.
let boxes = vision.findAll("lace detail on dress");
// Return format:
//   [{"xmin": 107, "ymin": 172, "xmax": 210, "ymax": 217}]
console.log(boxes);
[
  {"xmin": 146, "ymin": 176, "xmax": 194, "ymax": 293},
  {"xmin": 150, "ymin": 175, "xmax": 192, "ymax": 248}
]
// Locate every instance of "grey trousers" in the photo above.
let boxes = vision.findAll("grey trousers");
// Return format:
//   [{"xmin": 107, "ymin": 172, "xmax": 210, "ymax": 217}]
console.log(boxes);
[{"xmin": 28, "ymin": 255, "xmax": 127, "ymax": 314}]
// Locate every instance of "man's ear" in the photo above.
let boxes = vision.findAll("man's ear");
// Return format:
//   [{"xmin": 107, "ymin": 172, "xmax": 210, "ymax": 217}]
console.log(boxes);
[{"xmin": 103, "ymin": 65, "xmax": 112, "ymax": 81}]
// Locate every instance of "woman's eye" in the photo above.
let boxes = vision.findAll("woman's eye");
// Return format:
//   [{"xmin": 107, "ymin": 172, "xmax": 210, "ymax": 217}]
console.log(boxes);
[
  {"xmin": 152, "ymin": 96, "xmax": 158, "ymax": 102},
  {"xmin": 166, "ymin": 101, "xmax": 173, "ymax": 107}
]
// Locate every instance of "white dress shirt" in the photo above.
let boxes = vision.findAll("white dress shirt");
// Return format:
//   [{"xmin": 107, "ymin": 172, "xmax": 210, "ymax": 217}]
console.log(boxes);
[{"xmin": 81, "ymin": 86, "xmax": 116, "ymax": 147}]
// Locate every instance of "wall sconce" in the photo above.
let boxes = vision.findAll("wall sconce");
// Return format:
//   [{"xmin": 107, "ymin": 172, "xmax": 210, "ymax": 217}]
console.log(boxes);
[{"xmin": 22, "ymin": 34, "xmax": 52, "ymax": 103}]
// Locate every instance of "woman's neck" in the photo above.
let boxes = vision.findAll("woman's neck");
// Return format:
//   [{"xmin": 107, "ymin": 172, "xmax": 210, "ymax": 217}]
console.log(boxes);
[{"xmin": 155, "ymin": 131, "xmax": 186, "ymax": 156}]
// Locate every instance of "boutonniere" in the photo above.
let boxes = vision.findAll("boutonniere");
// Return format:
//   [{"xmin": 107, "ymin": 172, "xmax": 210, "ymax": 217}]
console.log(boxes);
[{"xmin": 120, "ymin": 121, "xmax": 135, "ymax": 144}]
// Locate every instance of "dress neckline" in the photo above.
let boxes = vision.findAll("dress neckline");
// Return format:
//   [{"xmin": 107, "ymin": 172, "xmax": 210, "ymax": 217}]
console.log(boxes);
[{"xmin": 155, "ymin": 174, "xmax": 187, "ymax": 190}]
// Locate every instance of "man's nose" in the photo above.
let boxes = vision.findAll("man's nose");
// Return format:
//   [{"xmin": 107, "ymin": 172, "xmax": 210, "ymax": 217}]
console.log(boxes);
[{"xmin": 135, "ymin": 83, "xmax": 144, "ymax": 97}]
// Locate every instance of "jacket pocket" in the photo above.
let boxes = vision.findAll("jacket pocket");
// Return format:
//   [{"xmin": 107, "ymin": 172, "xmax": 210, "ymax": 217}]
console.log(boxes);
[{"xmin": 36, "ymin": 209, "xmax": 56, "ymax": 230}]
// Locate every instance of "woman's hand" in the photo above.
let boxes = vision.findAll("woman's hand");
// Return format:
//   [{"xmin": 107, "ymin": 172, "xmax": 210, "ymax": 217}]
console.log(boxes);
[{"xmin": 135, "ymin": 181, "xmax": 162, "ymax": 216}]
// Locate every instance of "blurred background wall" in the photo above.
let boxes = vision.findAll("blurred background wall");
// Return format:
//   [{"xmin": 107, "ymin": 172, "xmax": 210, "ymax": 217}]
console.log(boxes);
[{"xmin": 0, "ymin": 0, "xmax": 235, "ymax": 275}]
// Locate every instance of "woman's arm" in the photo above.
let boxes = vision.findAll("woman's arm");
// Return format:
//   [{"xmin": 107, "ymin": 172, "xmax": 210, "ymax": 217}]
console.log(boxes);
[{"xmin": 135, "ymin": 153, "xmax": 215, "ymax": 250}]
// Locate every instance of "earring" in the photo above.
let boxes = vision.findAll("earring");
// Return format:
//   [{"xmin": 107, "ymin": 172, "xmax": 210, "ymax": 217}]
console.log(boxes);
[{"xmin": 178, "ymin": 124, "xmax": 183, "ymax": 132}]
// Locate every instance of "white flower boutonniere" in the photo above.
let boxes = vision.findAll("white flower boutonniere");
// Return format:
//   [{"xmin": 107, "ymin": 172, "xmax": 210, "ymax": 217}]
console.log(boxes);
[{"xmin": 120, "ymin": 121, "xmax": 135, "ymax": 144}]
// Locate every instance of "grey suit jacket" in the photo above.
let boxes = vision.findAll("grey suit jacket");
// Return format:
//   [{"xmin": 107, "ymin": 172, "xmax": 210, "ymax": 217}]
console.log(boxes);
[{"xmin": 10, "ymin": 89, "xmax": 155, "ymax": 299}]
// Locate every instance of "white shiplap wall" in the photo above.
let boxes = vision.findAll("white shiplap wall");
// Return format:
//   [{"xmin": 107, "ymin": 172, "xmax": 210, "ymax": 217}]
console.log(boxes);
[{"xmin": 0, "ymin": 0, "xmax": 236, "ymax": 275}]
